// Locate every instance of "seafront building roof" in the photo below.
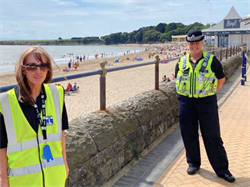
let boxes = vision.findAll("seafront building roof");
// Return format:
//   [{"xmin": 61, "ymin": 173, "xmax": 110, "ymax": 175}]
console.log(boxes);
[
  {"xmin": 202, "ymin": 6, "xmax": 250, "ymax": 35},
  {"xmin": 241, "ymin": 14, "xmax": 250, "ymax": 26},
  {"xmin": 171, "ymin": 35, "xmax": 186, "ymax": 43},
  {"xmin": 171, "ymin": 35, "xmax": 186, "ymax": 38}
]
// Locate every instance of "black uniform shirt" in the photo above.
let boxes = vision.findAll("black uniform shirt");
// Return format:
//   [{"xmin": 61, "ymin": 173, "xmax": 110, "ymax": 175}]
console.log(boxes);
[
  {"xmin": 174, "ymin": 54, "xmax": 225, "ymax": 79},
  {"xmin": 0, "ymin": 86, "xmax": 69, "ymax": 148}
]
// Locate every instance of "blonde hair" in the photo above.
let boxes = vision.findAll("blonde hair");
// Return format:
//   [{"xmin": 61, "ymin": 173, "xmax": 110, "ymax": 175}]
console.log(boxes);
[{"xmin": 15, "ymin": 46, "xmax": 53, "ymax": 105}]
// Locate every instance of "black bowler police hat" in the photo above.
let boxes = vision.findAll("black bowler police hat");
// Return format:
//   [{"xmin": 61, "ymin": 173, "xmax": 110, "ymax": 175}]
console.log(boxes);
[{"xmin": 186, "ymin": 30, "xmax": 204, "ymax": 42}]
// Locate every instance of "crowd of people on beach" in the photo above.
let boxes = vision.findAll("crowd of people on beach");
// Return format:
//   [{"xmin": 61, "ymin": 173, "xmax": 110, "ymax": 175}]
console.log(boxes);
[
  {"xmin": 161, "ymin": 74, "xmax": 176, "ymax": 83},
  {"xmin": 55, "ymin": 83, "xmax": 80, "ymax": 95},
  {"xmin": 59, "ymin": 47, "xmax": 149, "ymax": 69},
  {"xmin": 60, "ymin": 43, "xmax": 188, "ymax": 75},
  {"xmin": 65, "ymin": 82, "xmax": 79, "ymax": 94},
  {"xmin": 63, "ymin": 59, "xmax": 80, "ymax": 72},
  {"xmin": 148, "ymin": 43, "xmax": 188, "ymax": 59},
  {"xmin": 162, "ymin": 75, "xmax": 171, "ymax": 82}
]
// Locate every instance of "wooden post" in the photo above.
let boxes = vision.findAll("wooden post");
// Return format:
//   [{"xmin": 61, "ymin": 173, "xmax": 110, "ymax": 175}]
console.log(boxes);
[
  {"xmin": 220, "ymin": 47, "xmax": 222, "ymax": 61},
  {"xmin": 100, "ymin": 61, "xmax": 107, "ymax": 110},
  {"xmin": 226, "ymin": 46, "xmax": 228, "ymax": 59},
  {"xmin": 155, "ymin": 55, "xmax": 160, "ymax": 90}
]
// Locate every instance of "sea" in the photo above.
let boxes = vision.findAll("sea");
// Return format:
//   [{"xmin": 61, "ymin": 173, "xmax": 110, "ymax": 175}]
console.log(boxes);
[{"xmin": 0, "ymin": 45, "xmax": 145, "ymax": 73}]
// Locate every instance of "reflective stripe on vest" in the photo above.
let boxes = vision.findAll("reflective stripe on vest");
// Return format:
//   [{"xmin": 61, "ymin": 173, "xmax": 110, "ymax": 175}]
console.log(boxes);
[
  {"xmin": 195, "ymin": 77, "xmax": 215, "ymax": 82},
  {"xmin": 182, "ymin": 56, "xmax": 187, "ymax": 69},
  {"xmin": 176, "ymin": 76, "xmax": 190, "ymax": 81},
  {"xmin": 8, "ymin": 157, "xmax": 64, "ymax": 177},
  {"xmin": 0, "ymin": 92, "xmax": 17, "ymax": 145},
  {"xmin": 7, "ymin": 133, "xmax": 61, "ymax": 153},
  {"xmin": 195, "ymin": 88, "xmax": 216, "ymax": 95},
  {"xmin": 0, "ymin": 85, "xmax": 62, "ymax": 154},
  {"xmin": 49, "ymin": 84, "xmax": 62, "ymax": 138}
]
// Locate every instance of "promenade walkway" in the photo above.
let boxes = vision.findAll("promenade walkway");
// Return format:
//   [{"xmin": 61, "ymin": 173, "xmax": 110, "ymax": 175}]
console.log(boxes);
[{"xmin": 110, "ymin": 64, "xmax": 250, "ymax": 187}]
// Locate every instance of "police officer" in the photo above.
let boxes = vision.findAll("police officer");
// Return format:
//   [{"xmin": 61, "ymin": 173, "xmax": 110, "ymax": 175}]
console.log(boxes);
[{"xmin": 175, "ymin": 30, "xmax": 235, "ymax": 182}]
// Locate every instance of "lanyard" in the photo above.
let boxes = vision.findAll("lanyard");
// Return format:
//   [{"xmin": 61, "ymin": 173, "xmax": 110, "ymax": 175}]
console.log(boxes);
[{"xmin": 33, "ymin": 90, "xmax": 47, "ymax": 142}]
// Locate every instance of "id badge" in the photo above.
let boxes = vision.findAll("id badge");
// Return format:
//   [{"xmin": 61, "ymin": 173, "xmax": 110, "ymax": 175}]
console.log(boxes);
[
  {"xmin": 46, "ymin": 116, "xmax": 53, "ymax": 126},
  {"xmin": 43, "ymin": 145, "xmax": 54, "ymax": 163}
]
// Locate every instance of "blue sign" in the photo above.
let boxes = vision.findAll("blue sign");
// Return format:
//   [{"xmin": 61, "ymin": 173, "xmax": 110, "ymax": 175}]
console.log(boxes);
[
  {"xmin": 224, "ymin": 19, "xmax": 241, "ymax": 29},
  {"xmin": 46, "ymin": 116, "xmax": 53, "ymax": 126}
]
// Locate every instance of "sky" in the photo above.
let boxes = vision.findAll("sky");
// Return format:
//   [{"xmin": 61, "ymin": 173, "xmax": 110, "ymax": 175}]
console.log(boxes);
[{"xmin": 0, "ymin": 0, "xmax": 249, "ymax": 40}]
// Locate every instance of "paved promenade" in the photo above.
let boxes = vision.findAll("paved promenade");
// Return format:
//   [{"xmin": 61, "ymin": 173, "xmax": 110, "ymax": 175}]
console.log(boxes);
[
  {"xmin": 154, "ymin": 66, "xmax": 250, "ymax": 187},
  {"xmin": 109, "ymin": 64, "xmax": 250, "ymax": 187}
]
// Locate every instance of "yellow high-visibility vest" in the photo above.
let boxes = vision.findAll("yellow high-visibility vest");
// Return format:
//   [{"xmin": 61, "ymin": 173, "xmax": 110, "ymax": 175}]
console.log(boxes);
[
  {"xmin": 175, "ymin": 51, "xmax": 218, "ymax": 98},
  {"xmin": 0, "ymin": 84, "xmax": 67, "ymax": 187}
]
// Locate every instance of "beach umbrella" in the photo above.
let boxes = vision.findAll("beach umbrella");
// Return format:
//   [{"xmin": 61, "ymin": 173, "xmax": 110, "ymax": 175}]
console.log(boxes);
[{"xmin": 136, "ymin": 57, "xmax": 142, "ymax": 61}]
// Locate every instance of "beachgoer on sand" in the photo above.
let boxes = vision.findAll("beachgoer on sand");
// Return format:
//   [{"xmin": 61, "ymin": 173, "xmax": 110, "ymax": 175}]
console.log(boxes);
[
  {"xmin": 65, "ymin": 83, "xmax": 72, "ymax": 92},
  {"xmin": 63, "ymin": 67, "xmax": 70, "ymax": 72},
  {"xmin": 162, "ymin": 75, "xmax": 167, "ymax": 82},
  {"xmin": 68, "ymin": 61, "xmax": 71, "ymax": 70},
  {"xmin": 72, "ymin": 83, "xmax": 79, "ymax": 92}
]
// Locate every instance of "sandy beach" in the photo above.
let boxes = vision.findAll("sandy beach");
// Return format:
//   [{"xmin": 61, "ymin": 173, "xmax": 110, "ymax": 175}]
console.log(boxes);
[{"xmin": 0, "ymin": 43, "xmax": 187, "ymax": 122}]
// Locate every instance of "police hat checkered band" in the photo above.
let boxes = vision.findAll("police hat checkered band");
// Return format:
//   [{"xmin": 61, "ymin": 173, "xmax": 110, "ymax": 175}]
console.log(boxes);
[{"xmin": 186, "ymin": 35, "xmax": 204, "ymax": 42}]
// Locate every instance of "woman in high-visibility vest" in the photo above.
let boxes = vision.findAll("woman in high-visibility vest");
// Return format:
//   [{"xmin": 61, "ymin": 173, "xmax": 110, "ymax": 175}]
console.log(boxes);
[
  {"xmin": 0, "ymin": 46, "xmax": 69, "ymax": 187},
  {"xmin": 174, "ymin": 30, "xmax": 235, "ymax": 183}
]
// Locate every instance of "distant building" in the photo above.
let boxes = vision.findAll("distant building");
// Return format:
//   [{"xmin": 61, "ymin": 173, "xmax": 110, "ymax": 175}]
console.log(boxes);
[
  {"xmin": 202, "ymin": 6, "xmax": 250, "ymax": 48},
  {"xmin": 241, "ymin": 14, "xmax": 250, "ymax": 25},
  {"xmin": 171, "ymin": 35, "xmax": 186, "ymax": 43}
]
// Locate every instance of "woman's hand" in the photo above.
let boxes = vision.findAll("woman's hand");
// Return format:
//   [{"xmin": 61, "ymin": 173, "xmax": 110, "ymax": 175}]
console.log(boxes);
[
  {"xmin": 61, "ymin": 131, "xmax": 69, "ymax": 178},
  {"xmin": 65, "ymin": 161, "xmax": 69, "ymax": 178},
  {"xmin": 0, "ymin": 148, "xmax": 9, "ymax": 187},
  {"xmin": 0, "ymin": 180, "xmax": 9, "ymax": 187}
]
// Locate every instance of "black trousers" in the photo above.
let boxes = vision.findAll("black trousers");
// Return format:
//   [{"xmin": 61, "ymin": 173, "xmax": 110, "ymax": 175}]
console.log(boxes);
[{"xmin": 178, "ymin": 95, "xmax": 229, "ymax": 176}]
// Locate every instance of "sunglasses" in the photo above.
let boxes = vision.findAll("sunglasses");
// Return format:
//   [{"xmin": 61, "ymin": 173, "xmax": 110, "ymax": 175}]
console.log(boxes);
[{"xmin": 22, "ymin": 63, "xmax": 50, "ymax": 72}]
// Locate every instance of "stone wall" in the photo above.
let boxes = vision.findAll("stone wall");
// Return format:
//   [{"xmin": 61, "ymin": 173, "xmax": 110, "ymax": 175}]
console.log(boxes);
[
  {"xmin": 65, "ymin": 54, "xmax": 242, "ymax": 187},
  {"xmin": 221, "ymin": 55, "xmax": 242, "ymax": 80}
]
